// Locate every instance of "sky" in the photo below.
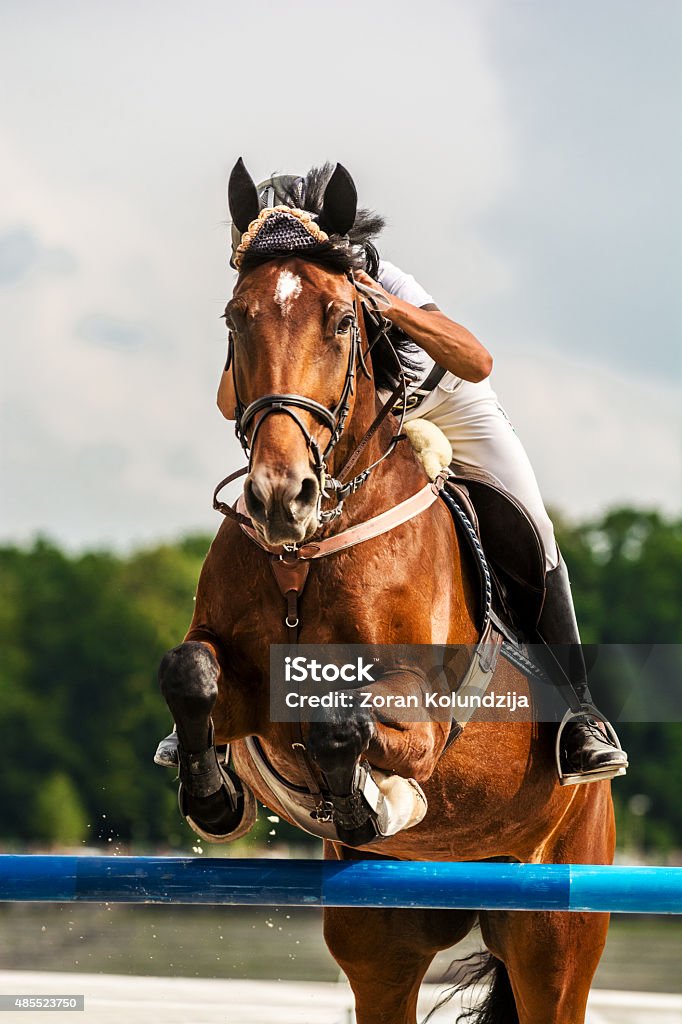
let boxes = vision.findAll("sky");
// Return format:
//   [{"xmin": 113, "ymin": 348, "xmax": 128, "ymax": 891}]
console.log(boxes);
[{"xmin": 1, "ymin": 0, "xmax": 680, "ymax": 550}]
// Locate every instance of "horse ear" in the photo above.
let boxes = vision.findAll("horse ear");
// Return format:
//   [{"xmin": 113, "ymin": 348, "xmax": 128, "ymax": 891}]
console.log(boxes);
[
  {"xmin": 228, "ymin": 158, "xmax": 260, "ymax": 234},
  {"xmin": 321, "ymin": 163, "xmax": 357, "ymax": 236}
]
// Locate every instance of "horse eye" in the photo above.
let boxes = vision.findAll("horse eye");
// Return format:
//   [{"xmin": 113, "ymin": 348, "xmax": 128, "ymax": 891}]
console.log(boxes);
[{"xmin": 336, "ymin": 316, "xmax": 354, "ymax": 334}]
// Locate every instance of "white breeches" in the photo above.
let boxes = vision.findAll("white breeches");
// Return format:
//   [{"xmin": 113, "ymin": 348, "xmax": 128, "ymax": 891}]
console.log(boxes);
[{"xmin": 406, "ymin": 376, "xmax": 559, "ymax": 571}]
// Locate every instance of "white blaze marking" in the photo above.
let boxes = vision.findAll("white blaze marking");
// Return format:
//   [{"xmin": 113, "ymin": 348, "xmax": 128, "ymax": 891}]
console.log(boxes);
[{"xmin": 274, "ymin": 270, "xmax": 302, "ymax": 317}]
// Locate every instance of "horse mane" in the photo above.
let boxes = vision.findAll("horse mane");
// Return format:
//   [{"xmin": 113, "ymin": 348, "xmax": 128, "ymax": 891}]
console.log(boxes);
[
  {"xmin": 238, "ymin": 163, "xmax": 422, "ymax": 392},
  {"xmin": 288, "ymin": 163, "xmax": 386, "ymax": 276}
]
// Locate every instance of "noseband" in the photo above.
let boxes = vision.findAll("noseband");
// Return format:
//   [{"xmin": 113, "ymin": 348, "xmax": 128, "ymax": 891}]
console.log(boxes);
[{"xmin": 223, "ymin": 274, "xmax": 409, "ymax": 525}]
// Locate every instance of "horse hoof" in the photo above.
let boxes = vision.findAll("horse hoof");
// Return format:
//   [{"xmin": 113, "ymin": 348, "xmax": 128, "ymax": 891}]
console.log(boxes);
[
  {"xmin": 336, "ymin": 818, "xmax": 385, "ymax": 847},
  {"xmin": 179, "ymin": 770, "xmax": 258, "ymax": 844},
  {"xmin": 336, "ymin": 773, "xmax": 428, "ymax": 847}
]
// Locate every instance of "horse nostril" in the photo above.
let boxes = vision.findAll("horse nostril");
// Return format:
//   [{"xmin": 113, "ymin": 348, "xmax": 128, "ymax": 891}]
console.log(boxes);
[
  {"xmin": 245, "ymin": 471, "xmax": 319, "ymax": 534},
  {"xmin": 244, "ymin": 476, "xmax": 267, "ymax": 524},
  {"xmin": 294, "ymin": 476, "xmax": 319, "ymax": 511},
  {"xmin": 248, "ymin": 473, "xmax": 268, "ymax": 505}
]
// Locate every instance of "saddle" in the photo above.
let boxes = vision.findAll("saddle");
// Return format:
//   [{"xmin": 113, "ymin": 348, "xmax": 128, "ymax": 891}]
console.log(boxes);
[{"xmin": 441, "ymin": 465, "xmax": 547, "ymax": 642}]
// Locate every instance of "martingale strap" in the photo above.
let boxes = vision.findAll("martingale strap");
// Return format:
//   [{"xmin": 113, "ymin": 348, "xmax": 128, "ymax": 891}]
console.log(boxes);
[
  {"xmin": 269, "ymin": 552, "xmax": 311, "ymax": 643},
  {"xmin": 235, "ymin": 478, "xmax": 444, "ymax": 642},
  {"xmin": 237, "ymin": 477, "xmax": 444, "ymax": 561},
  {"xmin": 211, "ymin": 474, "xmax": 444, "ymax": 642}
]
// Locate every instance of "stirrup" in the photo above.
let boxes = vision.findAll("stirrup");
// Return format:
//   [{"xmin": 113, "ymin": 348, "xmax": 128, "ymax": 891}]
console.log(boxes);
[{"xmin": 555, "ymin": 707, "xmax": 628, "ymax": 787}]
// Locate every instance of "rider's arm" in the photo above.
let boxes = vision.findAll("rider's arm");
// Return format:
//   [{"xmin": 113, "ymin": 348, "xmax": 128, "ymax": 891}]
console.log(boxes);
[
  {"xmin": 217, "ymin": 264, "xmax": 493, "ymax": 421},
  {"xmin": 355, "ymin": 269, "xmax": 493, "ymax": 383}
]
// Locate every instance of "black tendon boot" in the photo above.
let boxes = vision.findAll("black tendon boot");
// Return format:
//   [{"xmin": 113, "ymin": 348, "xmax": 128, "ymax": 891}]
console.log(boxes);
[{"xmin": 538, "ymin": 554, "xmax": 628, "ymax": 786}]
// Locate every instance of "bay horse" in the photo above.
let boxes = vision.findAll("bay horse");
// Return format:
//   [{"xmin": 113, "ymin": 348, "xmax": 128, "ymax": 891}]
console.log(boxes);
[{"xmin": 159, "ymin": 161, "xmax": 615, "ymax": 1024}]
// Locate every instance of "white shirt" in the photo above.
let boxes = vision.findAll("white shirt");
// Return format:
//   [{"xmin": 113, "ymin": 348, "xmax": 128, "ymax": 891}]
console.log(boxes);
[{"xmin": 377, "ymin": 259, "xmax": 437, "ymax": 393}]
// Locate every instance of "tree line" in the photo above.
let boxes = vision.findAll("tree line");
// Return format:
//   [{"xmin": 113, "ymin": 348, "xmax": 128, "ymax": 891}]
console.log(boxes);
[{"xmin": 0, "ymin": 507, "xmax": 680, "ymax": 853}]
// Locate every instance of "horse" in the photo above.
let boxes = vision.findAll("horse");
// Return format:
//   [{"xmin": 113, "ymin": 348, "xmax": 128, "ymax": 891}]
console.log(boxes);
[{"xmin": 159, "ymin": 160, "xmax": 615, "ymax": 1024}]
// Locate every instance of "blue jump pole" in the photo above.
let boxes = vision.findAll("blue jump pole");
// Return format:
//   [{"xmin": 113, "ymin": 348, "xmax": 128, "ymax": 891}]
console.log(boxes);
[{"xmin": 0, "ymin": 857, "xmax": 680, "ymax": 914}]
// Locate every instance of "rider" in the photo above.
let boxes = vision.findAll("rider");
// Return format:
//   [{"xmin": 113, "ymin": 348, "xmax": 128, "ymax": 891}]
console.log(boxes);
[{"xmin": 155, "ymin": 168, "xmax": 628, "ymax": 786}]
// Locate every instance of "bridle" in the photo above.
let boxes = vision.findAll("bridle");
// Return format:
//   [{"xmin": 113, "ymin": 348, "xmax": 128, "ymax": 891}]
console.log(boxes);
[
  {"xmin": 212, "ymin": 265, "xmax": 443, "ymax": 654},
  {"xmin": 218, "ymin": 271, "xmax": 411, "ymax": 529}
]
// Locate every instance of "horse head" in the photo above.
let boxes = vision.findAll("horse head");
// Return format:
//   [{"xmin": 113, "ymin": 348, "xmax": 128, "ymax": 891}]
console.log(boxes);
[{"xmin": 225, "ymin": 159, "xmax": 371, "ymax": 548}]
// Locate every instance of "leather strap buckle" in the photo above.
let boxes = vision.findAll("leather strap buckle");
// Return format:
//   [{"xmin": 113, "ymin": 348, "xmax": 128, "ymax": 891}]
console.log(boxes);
[{"xmin": 393, "ymin": 393, "xmax": 421, "ymax": 413}]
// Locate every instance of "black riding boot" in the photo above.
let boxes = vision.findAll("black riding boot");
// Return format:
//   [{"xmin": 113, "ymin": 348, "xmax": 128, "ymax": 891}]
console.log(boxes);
[
  {"xmin": 154, "ymin": 725, "xmax": 230, "ymax": 772},
  {"xmin": 538, "ymin": 554, "xmax": 628, "ymax": 785},
  {"xmin": 154, "ymin": 725, "xmax": 179, "ymax": 767}
]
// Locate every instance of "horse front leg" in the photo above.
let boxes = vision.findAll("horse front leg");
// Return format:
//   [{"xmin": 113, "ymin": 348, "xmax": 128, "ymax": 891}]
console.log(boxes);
[
  {"xmin": 306, "ymin": 703, "xmax": 430, "ymax": 846},
  {"xmin": 305, "ymin": 705, "xmax": 377, "ymax": 845},
  {"xmin": 158, "ymin": 640, "xmax": 255, "ymax": 841}
]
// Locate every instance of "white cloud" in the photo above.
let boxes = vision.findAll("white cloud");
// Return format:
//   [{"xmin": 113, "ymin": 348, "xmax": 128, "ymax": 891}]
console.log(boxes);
[
  {"xmin": 0, "ymin": 0, "xmax": 678, "ymax": 549},
  {"xmin": 493, "ymin": 346, "xmax": 681, "ymax": 519}
]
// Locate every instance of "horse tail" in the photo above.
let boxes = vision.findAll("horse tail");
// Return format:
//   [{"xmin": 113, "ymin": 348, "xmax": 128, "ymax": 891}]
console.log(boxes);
[
  {"xmin": 425, "ymin": 951, "xmax": 519, "ymax": 1024},
  {"xmin": 457, "ymin": 953, "xmax": 518, "ymax": 1024}
]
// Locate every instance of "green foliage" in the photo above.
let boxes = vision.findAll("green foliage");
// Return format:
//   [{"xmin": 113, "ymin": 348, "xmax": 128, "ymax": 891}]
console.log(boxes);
[
  {"xmin": 554, "ymin": 508, "xmax": 682, "ymax": 644},
  {"xmin": 0, "ymin": 508, "xmax": 679, "ymax": 852},
  {"xmin": 554, "ymin": 507, "xmax": 682, "ymax": 853},
  {"xmin": 0, "ymin": 535, "xmax": 210, "ymax": 848},
  {"xmin": 31, "ymin": 772, "xmax": 88, "ymax": 846}
]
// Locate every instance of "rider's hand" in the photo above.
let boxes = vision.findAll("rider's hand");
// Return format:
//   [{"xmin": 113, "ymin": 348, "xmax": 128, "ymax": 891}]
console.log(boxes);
[{"xmin": 354, "ymin": 269, "xmax": 393, "ymax": 312}]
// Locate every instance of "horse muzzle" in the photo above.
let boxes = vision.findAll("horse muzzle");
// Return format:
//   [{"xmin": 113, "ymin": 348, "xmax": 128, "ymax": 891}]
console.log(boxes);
[{"xmin": 244, "ymin": 467, "xmax": 321, "ymax": 547}]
